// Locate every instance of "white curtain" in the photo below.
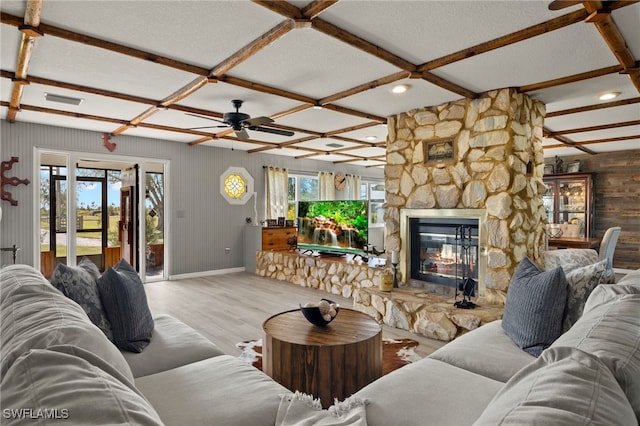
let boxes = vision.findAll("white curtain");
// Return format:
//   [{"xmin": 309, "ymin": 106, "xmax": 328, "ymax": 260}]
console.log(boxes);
[
  {"xmin": 318, "ymin": 171, "xmax": 335, "ymax": 201},
  {"xmin": 265, "ymin": 166, "xmax": 288, "ymax": 219},
  {"xmin": 346, "ymin": 174, "xmax": 361, "ymax": 200}
]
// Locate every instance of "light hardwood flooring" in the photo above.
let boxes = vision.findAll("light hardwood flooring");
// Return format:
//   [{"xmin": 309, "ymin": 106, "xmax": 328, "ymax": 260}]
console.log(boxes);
[{"xmin": 144, "ymin": 272, "xmax": 446, "ymax": 359}]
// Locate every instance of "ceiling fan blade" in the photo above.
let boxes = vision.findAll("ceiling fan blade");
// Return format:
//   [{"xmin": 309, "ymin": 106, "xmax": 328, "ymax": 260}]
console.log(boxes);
[
  {"xmin": 548, "ymin": 0, "xmax": 583, "ymax": 10},
  {"xmin": 186, "ymin": 125, "xmax": 229, "ymax": 130},
  {"xmin": 244, "ymin": 116, "xmax": 274, "ymax": 126},
  {"xmin": 235, "ymin": 129, "xmax": 250, "ymax": 139},
  {"xmin": 185, "ymin": 113, "xmax": 227, "ymax": 125},
  {"xmin": 249, "ymin": 126, "xmax": 295, "ymax": 137}
]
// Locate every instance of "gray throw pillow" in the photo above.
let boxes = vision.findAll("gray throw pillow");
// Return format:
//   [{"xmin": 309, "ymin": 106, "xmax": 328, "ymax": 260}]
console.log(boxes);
[
  {"xmin": 50, "ymin": 257, "xmax": 113, "ymax": 340},
  {"xmin": 502, "ymin": 257, "xmax": 567, "ymax": 357},
  {"xmin": 97, "ymin": 259, "xmax": 154, "ymax": 353}
]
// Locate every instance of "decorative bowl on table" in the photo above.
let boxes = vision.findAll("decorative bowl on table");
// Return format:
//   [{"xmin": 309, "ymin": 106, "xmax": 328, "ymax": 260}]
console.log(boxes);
[{"xmin": 300, "ymin": 298, "xmax": 340, "ymax": 326}]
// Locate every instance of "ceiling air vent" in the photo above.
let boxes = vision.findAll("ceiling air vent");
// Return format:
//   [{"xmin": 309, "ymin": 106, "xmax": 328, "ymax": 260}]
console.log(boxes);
[
  {"xmin": 326, "ymin": 143, "xmax": 344, "ymax": 148},
  {"xmin": 44, "ymin": 93, "xmax": 84, "ymax": 106}
]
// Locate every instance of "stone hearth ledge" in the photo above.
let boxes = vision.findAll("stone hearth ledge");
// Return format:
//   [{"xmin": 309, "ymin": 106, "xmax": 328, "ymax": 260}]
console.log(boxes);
[
  {"xmin": 354, "ymin": 287, "xmax": 503, "ymax": 341},
  {"xmin": 255, "ymin": 250, "xmax": 503, "ymax": 341}
]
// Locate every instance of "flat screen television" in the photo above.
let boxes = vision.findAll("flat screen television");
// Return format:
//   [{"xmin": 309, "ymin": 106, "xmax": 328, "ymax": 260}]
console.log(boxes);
[{"xmin": 297, "ymin": 200, "xmax": 368, "ymax": 255}]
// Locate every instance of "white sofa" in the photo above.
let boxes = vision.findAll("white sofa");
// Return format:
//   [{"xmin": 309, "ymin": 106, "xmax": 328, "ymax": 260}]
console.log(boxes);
[{"xmin": 1, "ymin": 263, "xmax": 639, "ymax": 425}]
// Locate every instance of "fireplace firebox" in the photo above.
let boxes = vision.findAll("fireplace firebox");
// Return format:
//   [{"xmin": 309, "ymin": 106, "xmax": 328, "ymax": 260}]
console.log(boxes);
[{"xmin": 400, "ymin": 209, "xmax": 487, "ymax": 298}]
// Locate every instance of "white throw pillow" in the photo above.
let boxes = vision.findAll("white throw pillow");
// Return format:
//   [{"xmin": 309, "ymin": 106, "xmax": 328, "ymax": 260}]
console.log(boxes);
[
  {"xmin": 561, "ymin": 259, "xmax": 607, "ymax": 331},
  {"xmin": 473, "ymin": 346, "xmax": 637, "ymax": 426}
]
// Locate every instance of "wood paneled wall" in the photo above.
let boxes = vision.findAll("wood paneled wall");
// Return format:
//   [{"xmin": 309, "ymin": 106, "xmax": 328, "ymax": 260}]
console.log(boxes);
[{"xmin": 552, "ymin": 149, "xmax": 640, "ymax": 270}]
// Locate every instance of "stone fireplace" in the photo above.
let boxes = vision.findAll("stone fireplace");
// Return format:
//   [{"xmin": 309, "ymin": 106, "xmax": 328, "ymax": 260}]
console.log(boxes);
[{"xmin": 385, "ymin": 88, "xmax": 548, "ymax": 304}]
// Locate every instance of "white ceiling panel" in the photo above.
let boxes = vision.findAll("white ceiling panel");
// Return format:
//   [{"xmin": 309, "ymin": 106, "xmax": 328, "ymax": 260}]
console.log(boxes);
[
  {"xmin": 0, "ymin": 24, "xmax": 21, "ymax": 72},
  {"xmin": 545, "ymin": 104, "xmax": 640, "ymax": 131},
  {"xmin": 22, "ymin": 83, "xmax": 150, "ymax": 120},
  {"xmin": 321, "ymin": 1, "xmax": 569, "ymax": 64},
  {"xmin": 14, "ymin": 109, "xmax": 120, "ymax": 135},
  {"xmin": 435, "ymin": 23, "xmax": 617, "ymax": 93},
  {"xmin": 342, "ymin": 147, "xmax": 387, "ymax": 158},
  {"xmin": 176, "ymin": 82, "xmax": 302, "ymax": 118},
  {"xmin": 276, "ymin": 107, "xmax": 371, "ymax": 133},
  {"xmin": 337, "ymin": 79, "xmax": 460, "ymax": 118},
  {"xmin": 532, "ymin": 74, "xmax": 638, "ymax": 113},
  {"xmin": 229, "ymin": 28, "xmax": 401, "ymax": 99},
  {"xmin": 28, "ymin": 36, "xmax": 199, "ymax": 100},
  {"xmin": 586, "ymin": 139, "xmax": 640, "ymax": 153},
  {"xmin": 293, "ymin": 137, "xmax": 361, "ymax": 151},
  {"xmin": 33, "ymin": 1, "xmax": 284, "ymax": 69},
  {"xmin": 563, "ymin": 125, "xmax": 640, "ymax": 142},
  {"xmin": 612, "ymin": 3, "xmax": 640, "ymax": 58}
]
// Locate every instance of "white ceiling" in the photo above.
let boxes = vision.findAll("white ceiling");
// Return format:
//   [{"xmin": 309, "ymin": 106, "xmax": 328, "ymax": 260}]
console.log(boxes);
[{"xmin": 1, "ymin": 0, "xmax": 639, "ymax": 168}]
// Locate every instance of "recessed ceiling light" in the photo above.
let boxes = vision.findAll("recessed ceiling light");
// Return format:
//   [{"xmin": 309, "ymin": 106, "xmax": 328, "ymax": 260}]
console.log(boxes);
[
  {"xmin": 313, "ymin": 103, "xmax": 323, "ymax": 110},
  {"xmin": 44, "ymin": 92, "xmax": 84, "ymax": 106},
  {"xmin": 598, "ymin": 92, "xmax": 620, "ymax": 101},
  {"xmin": 364, "ymin": 136, "xmax": 377, "ymax": 141},
  {"xmin": 391, "ymin": 84, "xmax": 410, "ymax": 94}
]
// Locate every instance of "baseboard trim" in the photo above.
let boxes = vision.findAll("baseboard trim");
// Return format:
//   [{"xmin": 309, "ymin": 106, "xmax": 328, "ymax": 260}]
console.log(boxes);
[{"xmin": 169, "ymin": 267, "xmax": 246, "ymax": 280}]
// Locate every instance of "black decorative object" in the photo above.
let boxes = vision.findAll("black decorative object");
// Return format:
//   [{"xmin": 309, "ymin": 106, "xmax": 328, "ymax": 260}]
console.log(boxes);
[
  {"xmin": 300, "ymin": 298, "xmax": 340, "ymax": 326},
  {"xmin": 454, "ymin": 225, "xmax": 476, "ymax": 309}
]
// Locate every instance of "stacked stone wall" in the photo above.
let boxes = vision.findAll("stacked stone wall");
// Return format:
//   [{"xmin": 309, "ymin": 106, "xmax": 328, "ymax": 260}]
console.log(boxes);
[{"xmin": 385, "ymin": 88, "xmax": 547, "ymax": 304}]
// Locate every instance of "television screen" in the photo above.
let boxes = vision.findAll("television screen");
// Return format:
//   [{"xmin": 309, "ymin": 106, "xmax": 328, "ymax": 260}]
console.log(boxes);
[{"xmin": 297, "ymin": 200, "xmax": 368, "ymax": 254}]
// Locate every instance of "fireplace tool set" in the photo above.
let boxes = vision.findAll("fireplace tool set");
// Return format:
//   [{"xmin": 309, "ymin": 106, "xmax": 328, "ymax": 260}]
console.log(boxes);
[{"xmin": 454, "ymin": 225, "xmax": 476, "ymax": 309}]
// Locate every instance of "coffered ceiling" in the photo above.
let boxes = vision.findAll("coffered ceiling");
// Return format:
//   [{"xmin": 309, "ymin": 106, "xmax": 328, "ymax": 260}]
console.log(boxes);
[{"xmin": 1, "ymin": 0, "xmax": 639, "ymax": 168}]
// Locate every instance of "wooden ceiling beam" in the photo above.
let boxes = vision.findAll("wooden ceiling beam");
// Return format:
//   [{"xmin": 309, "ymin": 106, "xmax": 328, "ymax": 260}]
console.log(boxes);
[
  {"xmin": 210, "ymin": 20, "xmax": 296, "ymax": 77},
  {"xmin": 312, "ymin": 18, "xmax": 416, "ymax": 72},
  {"xmin": 543, "ymin": 126, "xmax": 597, "ymax": 154},
  {"xmin": 321, "ymin": 104, "xmax": 387, "ymax": 122},
  {"xmin": 301, "ymin": 0, "xmax": 339, "ymax": 19},
  {"xmin": 1, "ymin": 70, "xmax": 160, "ymax": 106},
  {"xmin": 324, "ymin": 121, "xmax": 383, "ymax": 137},
  {"xmin": 547, "ymin": 119, "xmax": 640, "ymax": 135},
  {"xmin": 319, "ymin": 71, "xmax": 411, "ymax": 105},
  {"xmin": 269, "ymin": 104, "xmax": 314, "ymax": 120},
  {"xmin": 420, "ymin": 72, "xmax": 478, "ymax": 99},
  {"xmin": 552, "ymin": 134, "xmax": 639, "ymax": 146},
  {"xmin": 251, "ymin": 0, "xmax": 303, "ymax": 19},
  {"xmin": 519, "ymin": 64, "xmax": 622, "ymax": 92},
  {"xmin": 546, "ymin": 96, "xmax": 640, "ymax": 117},
  {"xmin": 6, "ymin": 1, "xmax": 43, "ymax": 122},
  {"xmin": 583, "ymin": 2, "xmax": 640, "ymax": 92},
  {"xmin": 0, "ymin": 101, "xmax": 128, "ymax": 126},
  {"xmin": 220, "ymin": 75, "xmax": 317, "ymax": 104},
  {"xmin": 417, "ymin": 9, "xmax": 588, "ymax": 72}
]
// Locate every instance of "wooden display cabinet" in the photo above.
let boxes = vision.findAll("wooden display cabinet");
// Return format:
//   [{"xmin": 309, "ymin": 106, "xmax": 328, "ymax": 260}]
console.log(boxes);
[{"xmin": 543, "ymin": 172, "xmax": 594, "ymax": 238}]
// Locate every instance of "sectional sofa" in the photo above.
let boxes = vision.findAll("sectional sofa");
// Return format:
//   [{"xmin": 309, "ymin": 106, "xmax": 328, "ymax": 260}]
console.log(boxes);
[{"xmin": 1, "ymin": 260, "xmax": 638, "ymax": 425}]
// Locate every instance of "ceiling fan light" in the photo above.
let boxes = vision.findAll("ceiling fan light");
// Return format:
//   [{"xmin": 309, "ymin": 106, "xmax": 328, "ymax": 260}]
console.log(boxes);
[
  {"xmin": 598, "ymin": 92, "xmax": 620, "ymax": 101},
  {"xmin": 391, "ymin": 84, "xmax": 410, "ymax": 94},
  {"xmin": 44, "ymin": 92, "xmax": 84, "ymax": 106}
]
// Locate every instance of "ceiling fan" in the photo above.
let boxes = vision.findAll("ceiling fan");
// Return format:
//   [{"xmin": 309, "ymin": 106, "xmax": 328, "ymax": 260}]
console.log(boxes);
[{"xmin": 186, "ymin": 99, "xmax": 294, "ymax": 139}]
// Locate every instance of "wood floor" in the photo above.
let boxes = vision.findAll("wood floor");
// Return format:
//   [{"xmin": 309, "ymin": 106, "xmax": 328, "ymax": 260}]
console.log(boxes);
[{"xmin": 144, "ymin": 272, "xmax": 446, "ymax": 359}]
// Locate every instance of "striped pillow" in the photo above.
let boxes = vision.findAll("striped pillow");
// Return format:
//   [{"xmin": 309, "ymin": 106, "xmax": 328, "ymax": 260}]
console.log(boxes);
[
  {"xmin": 502, "ymin": 257, "xmax": 567, "ymax": 357},
  {"xmin": 97, "ymin": 259, "xmax": 154, "ymax": 353}
]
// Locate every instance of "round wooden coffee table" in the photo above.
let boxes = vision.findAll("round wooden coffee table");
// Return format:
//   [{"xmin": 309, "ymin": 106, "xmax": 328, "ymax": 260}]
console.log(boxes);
[{"xmin": 262, "ymin": 307, "xmax": 382, "ymax": 408}]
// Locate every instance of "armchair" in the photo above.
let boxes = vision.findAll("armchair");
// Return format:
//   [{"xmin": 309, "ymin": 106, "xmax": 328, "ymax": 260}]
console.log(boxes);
[{"xmin": 598, "ymin": 226, "xmax": 621, "ymax": 283}]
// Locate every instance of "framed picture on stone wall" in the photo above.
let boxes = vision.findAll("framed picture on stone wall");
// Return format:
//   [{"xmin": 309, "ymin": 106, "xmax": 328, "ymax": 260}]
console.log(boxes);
[{"xmin": 425, "ymin": 138, "xmax": 456, "ymax": 166}]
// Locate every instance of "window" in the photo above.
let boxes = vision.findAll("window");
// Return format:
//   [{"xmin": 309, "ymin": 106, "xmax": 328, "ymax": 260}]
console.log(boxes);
[{"xmin": 220, "ymin": 167, "xmax": 254, "ymax": 205}]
